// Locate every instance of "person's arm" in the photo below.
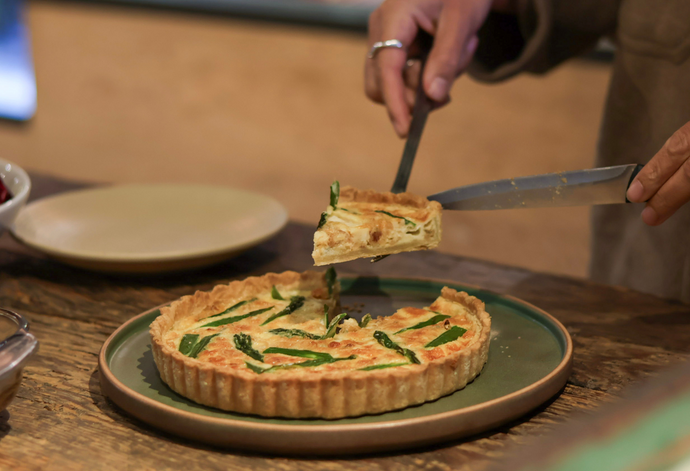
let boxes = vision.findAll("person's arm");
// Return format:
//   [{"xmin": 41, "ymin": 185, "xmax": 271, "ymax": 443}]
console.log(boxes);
[
  {"xmin": 469, "ymin": 0, "xmax": 621, "ymax": 82},
  {"xmin": 626, "ymin": 122, "xmax": 690, "ymax": 226}
]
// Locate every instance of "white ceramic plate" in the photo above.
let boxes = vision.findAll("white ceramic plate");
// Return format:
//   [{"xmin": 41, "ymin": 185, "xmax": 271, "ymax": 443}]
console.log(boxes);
[{"xmin": 11, "ymin": 184, "xmax": 288, "ymax": 274}]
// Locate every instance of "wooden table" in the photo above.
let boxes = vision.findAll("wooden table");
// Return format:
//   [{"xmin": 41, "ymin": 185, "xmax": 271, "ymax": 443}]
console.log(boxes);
[{"xmin": 1, "ymin": 174, "xmax": 689, "ymax": 471}]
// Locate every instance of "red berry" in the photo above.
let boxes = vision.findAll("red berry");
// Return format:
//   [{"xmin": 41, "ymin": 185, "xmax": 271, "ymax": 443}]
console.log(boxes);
[{"xmin": 0, "ymin": 180, "xmax": 12, "ymax": 204}]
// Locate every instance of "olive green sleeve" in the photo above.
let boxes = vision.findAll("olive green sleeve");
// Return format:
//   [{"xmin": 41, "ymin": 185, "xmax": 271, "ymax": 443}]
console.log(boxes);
[{"xmin": 468, "ymin": 0, "xmax": 621, "ymax": 82}]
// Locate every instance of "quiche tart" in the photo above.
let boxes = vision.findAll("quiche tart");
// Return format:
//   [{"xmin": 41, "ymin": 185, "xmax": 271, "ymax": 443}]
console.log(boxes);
[
  {"xmin": 312, "ymin": 182, "xmax": 442, "ymax": 265},
  {"xmin": 150, "ymin": 269, "xmax": 491, "ymax": 419}
]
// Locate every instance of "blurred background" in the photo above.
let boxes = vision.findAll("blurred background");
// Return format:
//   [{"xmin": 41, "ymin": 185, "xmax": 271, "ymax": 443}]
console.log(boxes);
[{"xmin": 0, "ymin": 0, "xmax": 612, "ymax": 278}]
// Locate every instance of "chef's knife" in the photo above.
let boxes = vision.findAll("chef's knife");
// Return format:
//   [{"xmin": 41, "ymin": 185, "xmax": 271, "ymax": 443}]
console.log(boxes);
[{"xmin": 428, "ymin": 164, "xmax": 644, "ymax": 210}]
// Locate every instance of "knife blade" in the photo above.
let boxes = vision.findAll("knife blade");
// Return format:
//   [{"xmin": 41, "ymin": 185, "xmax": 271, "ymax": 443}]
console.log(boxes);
[{"xmin": 428, "ymin": 164, "xmax": 644, "ymax": 210}]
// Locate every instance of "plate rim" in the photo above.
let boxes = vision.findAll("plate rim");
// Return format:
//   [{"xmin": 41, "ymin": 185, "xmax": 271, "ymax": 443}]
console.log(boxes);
[
  {"xmin": 99, "ymin": 275, "xmax": 573, "ymax": 447},
  {"xmin": 10, "ymin": 183, "xmax": 289, "ymax": 262}
]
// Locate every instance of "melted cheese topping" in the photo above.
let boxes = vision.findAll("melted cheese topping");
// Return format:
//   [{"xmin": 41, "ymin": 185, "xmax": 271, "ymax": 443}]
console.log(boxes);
[{"xmin": 164, "ymin": 288, "xmax": 481, "ymax": 375}]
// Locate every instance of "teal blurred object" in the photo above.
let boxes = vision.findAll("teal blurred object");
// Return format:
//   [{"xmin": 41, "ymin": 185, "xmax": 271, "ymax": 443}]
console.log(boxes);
[
  {"xmin": 0, "ymin": 0, "xmax": 36, "ymax": 121},
  {"xmin": 82, "ymin": 0, "xmax": 382, "ymax": 30},
  {"xmin": 488, "ymin": 360, "xmax": 690, "ymax": 471}
]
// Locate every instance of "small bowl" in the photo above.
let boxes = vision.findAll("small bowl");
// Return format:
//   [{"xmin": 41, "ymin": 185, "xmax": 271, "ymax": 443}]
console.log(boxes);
[
  {"xmin": 0, "ymin": 309, "xmax": 38, "ymax": 411},
  {"xmin": 0, "ymin": 158, "xmax": 31, "ymax": 234}
]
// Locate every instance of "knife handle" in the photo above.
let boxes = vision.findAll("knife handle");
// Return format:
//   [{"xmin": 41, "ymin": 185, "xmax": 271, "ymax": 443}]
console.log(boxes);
[{"xmin": 625, "ymin": 164, "xmax": 645, "ymax": 203}]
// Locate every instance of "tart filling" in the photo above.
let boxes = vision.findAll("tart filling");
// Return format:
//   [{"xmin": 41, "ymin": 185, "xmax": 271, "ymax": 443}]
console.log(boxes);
[
  {"xmin": 150, "ymin": 270, "xmax": 491, "ymax": 418},
  {"xmin": 312, "ymin": 182, "xmax": 442, "ymax": 265}
]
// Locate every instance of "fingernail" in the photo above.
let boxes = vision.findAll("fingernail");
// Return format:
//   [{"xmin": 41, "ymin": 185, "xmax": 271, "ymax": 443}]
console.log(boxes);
[
  {"xmin": 627, "ymin": 180, "xmax": 644, "ymax": 202},
  {"xmin": 641, "ymin": 206, "xmax": 658, "ymax": 225},
  {"xmin": 393, "ymin": 121, "xmax": 407, "ymax": 138},
  {"xmin": 428, "ymin": 78, "xmax": 449, "ymax": 102},
  {"xmin": 466, "ymin": 36, "xmax": 479, "ymax": 54}
]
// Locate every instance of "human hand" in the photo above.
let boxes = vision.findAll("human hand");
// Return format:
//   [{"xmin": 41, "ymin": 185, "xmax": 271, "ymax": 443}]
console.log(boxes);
[
  {"xmin": 626, "ymin": 121, "xmax": 690, "ymax": 225},
  {"xmin": 365, "ymin": 0, "xmax": 503, "ymax": 137}
]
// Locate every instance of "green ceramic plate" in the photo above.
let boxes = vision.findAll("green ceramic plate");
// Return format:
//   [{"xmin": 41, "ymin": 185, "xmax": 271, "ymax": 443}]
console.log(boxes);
[{"xmin": 99, "ymin": 276, "xmax": 572, "ymax": 455}]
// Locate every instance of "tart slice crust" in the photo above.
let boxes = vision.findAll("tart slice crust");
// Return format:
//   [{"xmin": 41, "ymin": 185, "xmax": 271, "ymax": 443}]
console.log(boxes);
[{"xmin": 150, "ymin": 272, "xmax": 490, "ymax": 419}]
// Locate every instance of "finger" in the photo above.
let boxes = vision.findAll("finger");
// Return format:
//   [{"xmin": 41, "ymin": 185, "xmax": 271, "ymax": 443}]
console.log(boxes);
[
  {"xmin": 403, "ymin": 59, "xmax": 421, "ymax": 109},
  {"xmin": 365, "ymin": 9, "xmax": 384, "ymax": 103},
  {"xmin": 403, "ymin": 59, "xmax": 422, "ymax": 92},
  {"xmin": 459, "ymin": 35, "xmax": 480, "ymax": 73},
  {"xmin": 627, "ymin": 122, "xmax": 690, "ymax": 203},
  {"xmin": 365, "ymin": 61, "xmax": 383, "ymax": 103},
  {"xmin": 377, "ymin": 47, "xmax": 412, "ymax": 137},
  {"xmin": 404, "ymin": 58, "xmax": 451, "ymax": 110},
  {"xmin": 404, "ymin": 87, "xmax": 416, "ymax": 110},
  {"xmin": 423, "ymin": 1, "xmax": 485, "ymax": 101},
  {"xmin": 374, "ymin": 0, "xmax": 430, "ymax": 137},
  {"xmin": 431, "ymin": 95, "xmax": 451, "ymax": 110},
  {"xmin": 640, "ymin": 157, "xmax": 690, "ymax": 225}
]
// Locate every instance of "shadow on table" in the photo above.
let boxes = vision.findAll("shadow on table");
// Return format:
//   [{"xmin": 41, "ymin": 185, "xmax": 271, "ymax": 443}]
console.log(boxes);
[
  {"xmin": 87, "ymin": 367, "xmax": 250, "ymax": 456},
  {"xmin": 0, "ymin": 234, "xmax": 282, "ymax": 295},
  {"xmin": 0, "ymin": 409, "xmax": 11, "ymax": 442}
]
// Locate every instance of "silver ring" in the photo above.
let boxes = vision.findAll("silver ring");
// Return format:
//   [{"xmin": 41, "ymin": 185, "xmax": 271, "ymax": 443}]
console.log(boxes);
[{"xmin": 367, "ymin": 39, "xmax": 404, "ymax": 59}]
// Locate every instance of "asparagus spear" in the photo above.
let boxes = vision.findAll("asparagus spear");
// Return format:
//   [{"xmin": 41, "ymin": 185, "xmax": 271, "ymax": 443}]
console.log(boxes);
[
  {"xmin": 260, "ymin": 296, "xmax": 305, "ymax": 326},
  {"xmin": 317, "ymin": 212, "xmax": 328, "ymax": 229},
  {"xmin": 269, "ymin": 328, "xmax": 321, "ymax": 340},
  {"xmin": 425, "ymin": 326, "xmax": 467, "ymax": 348},
  {"xmin": 201, "ymin": 306, "xmax": 274, "ymax": 328},
  {"xmin": 247, "ymin": 347, "xmax": 356, "ymax": 374},
  {"xmin": 359, "ymin": 314, "xmax": 372, "ymax": 328},
  {"xmin": 322, "ymin": 313, "xmax": 348, "ymax": 339},
  {"xmin": 316, "ymin": 181, "xmax": 340, "ymax": 229},
  {"xmin": 329, "ymin": 180, "xmax": 339, "ymax": 207},
  {"xmin": 263, "ymin": 347, "xmax": 333, "ymax": 360},
  {"xmin": 394, "ymin": 314, "xmax": 450, "ymax": 335},
  {"xmin": 325, "ymin": 267, "xmax": 337, "ymax": 295},
  {"xmin": 375, "ymin": 210, "xmax": 416, "ymax": 227},
  {"xmin": 268, "ymin": 312, "xmax": 346, "ymax": 340},
  {"xmin": 188, "ymin": 333, "xmax": 220, "ymax": 358},
  {"xmin": 245, "ymin": 362, "xmax": 266, "ymax": 374},
  {"xmin": 233, "ymin": 333, "xmax": 264, "ymax": 362},
  {"xmin": 271, "ymin": 286, "xmax": 284, "ymax": 300},
  {"xmin": 373, "ymin": 331, "xmax": 420, "ymax": 364},
  {"xmin": 205, "ymin": 298, "xmax": 257, "ymax": 319},
  {"xmin": 178, "ymin": 334, "xmax": 199, "ymax": 355},
  {"xmin": 358, "ymin": 362, "xmax": 409, "ymax": 371}
]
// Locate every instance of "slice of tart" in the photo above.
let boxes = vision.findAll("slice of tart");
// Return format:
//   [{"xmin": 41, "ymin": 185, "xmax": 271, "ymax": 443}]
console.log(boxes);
[
  {"xmin": 312, "ymin": 182, "xmax": 442, "ymax": 265},
  {"xmin": 149, "ymin": 269, "xmax": 491, "ymax": 419}
]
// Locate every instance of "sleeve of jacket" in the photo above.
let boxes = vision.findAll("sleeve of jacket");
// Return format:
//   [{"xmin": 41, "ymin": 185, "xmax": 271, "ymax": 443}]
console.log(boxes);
[{"xmin": 468, "ymin": 0, "xmax": 621, "ymax": 83}]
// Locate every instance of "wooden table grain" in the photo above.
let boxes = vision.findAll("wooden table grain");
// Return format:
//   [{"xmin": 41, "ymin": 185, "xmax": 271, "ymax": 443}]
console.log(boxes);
[{"xmin": 1, "ymin": 175, "xmax": 689, "ymax": 471}]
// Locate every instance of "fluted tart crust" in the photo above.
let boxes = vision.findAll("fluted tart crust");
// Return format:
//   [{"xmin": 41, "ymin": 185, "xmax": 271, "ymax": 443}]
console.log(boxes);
[{"xmin": 150, "ymin": 270, "xmax": 490, "ymax": 418}]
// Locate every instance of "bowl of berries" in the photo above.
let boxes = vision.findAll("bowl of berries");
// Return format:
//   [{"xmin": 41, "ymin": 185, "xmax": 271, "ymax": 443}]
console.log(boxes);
[{"xmin": 0, "ymin": 158, "xmax": 31, "ymax": 234}]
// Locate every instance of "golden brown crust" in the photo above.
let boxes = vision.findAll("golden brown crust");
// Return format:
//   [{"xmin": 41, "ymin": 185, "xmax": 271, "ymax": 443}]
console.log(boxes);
[
  {"xmin": 339, "ymin": 186, "xmax": 437, "ymax": 209},
  {"xmin": 441, "ymin": 287, "xmax": 486, "ymax": 314},
  {"xmin": 150, "ymin": 273, "xmax": 490, "ymax": 419}
]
